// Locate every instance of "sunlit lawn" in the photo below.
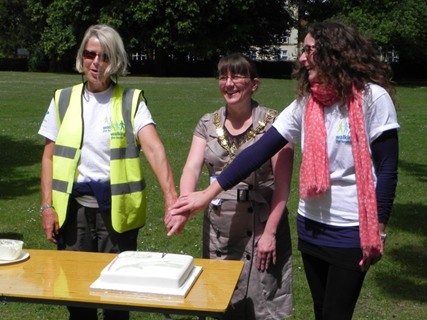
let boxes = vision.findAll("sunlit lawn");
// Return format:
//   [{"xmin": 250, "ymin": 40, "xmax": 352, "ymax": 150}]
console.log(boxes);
[{"xmin": 0, "ymin": 72, "xmax": 426, "ymax": 319}]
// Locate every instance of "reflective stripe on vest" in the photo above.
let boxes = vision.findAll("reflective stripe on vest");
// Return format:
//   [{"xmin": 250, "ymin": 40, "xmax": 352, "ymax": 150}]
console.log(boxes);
[{"xmin": 52, "ymin": 83, "xmax": 147, "ymax": 233}]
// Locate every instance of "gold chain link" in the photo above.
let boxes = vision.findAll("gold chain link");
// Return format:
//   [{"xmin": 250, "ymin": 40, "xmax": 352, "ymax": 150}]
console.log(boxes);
[{"xmin": 213, "ymin": 109, "xmax": 277, "ymax": 168}]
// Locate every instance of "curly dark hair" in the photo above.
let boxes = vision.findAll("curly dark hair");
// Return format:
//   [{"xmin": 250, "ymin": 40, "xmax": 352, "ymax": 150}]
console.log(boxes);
[{"xmin": 293, "ymin": 21, "xmax": 395, "ymax": 105}]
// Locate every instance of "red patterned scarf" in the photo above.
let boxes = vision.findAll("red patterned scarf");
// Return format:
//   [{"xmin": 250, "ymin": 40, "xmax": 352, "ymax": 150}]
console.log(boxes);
[{"xmin": 300, "ymin": 83, "xmax": 383, "ymax": 256}]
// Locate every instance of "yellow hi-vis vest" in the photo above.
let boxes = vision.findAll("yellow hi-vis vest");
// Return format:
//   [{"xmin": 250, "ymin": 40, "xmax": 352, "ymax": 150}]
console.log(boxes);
[{"xmin": 52, "ymin": 83, "xmax": 147, "ymax": 233}]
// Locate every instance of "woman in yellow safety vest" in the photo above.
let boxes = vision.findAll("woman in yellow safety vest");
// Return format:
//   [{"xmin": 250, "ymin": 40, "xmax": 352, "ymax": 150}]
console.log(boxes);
[{"xmin": 38, "ymin": 24, "xmax": 177, "ymax": 320}]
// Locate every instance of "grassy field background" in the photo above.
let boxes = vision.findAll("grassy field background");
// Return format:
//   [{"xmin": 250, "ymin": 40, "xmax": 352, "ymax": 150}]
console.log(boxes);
[{"xmin": 0, "ymin": 72, "xmax": 426, "ymax": 319}]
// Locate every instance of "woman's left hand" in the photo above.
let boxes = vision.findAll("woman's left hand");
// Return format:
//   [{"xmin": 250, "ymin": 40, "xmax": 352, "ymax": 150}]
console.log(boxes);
[
  {"xmin": 359, "ymin": 245, "xmax": 384, "ymax": 271},
  {"xmin": 256, "ymin": 232, "xmax": 277, "ymax": 271},
  {"xmin": 359, "ymin": 224, "xmax": 387, "ymax": 271}
]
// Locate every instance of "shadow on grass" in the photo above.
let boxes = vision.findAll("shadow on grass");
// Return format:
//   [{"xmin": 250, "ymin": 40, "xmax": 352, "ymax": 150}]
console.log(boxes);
[
  {"xmin": 376, "ymin": 202, "xmax": 427, "ymax": 303},
  {"xmin": 399, "ymin": 159, "xmax": 427, "ymax": 183},
  {"xmin": 0, "ymin": 232, "xmax": 23, "ymax": 240},
  {"xmin": 0, "ymin": 134, "xmax": 43, "ymax": 199}
]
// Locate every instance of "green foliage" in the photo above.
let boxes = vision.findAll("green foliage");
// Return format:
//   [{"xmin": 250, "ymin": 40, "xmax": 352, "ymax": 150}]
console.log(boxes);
[
  {"xmin": 296, "ymin": 0, "xmax": 427, "ymax": 64},
  {"xmin": 2, "ymin": 0, "xmax": 427, "ymax": 71},
  {"xmin": 33, "ymin": 0, "xmax": 97, "ymax": 59},
  {"xmin": 0, "ymin": 0, "xmax": 34, "ymax": 57},
  {"xmin": 0, "ymin": 72, "xmax": 426, "ymax": 319},
  {"xmin": 336, "ymin": 0, "xmax": 427, "ymax": 63},
  {"xmin": 22, "ymin": 0, "xmax": 293, "ymax": 65}
]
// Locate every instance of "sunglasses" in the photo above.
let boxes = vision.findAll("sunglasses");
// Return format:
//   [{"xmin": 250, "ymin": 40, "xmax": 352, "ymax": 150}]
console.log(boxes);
[{"xmin": 82, "ymin": 50, "xmax": 109, "ymax": 62}]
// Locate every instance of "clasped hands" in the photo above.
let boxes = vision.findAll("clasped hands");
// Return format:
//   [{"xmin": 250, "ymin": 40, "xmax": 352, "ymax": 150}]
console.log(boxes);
[{"xmin": 164, "ymin": 191, "xmax": 209, "ymax": 237}]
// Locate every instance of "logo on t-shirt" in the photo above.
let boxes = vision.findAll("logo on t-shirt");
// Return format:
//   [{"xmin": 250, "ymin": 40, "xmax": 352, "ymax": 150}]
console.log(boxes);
[
  {"xmin": 103, "ymin": 116, "xmax": 111, "ymax": 133},
  {"xmin": 104, "ymin": 116, "xmax": 125, "ymax": 140},
  {"xmin": 111, "ymin": 120, "xmax": 126, "ymax": 139},
  {"xmin": 336, "ymin": 119, "xmax": 351, "ymax": 144}
]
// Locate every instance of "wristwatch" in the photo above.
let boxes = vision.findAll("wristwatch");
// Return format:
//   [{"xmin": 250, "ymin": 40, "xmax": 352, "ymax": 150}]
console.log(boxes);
[
  {"xmin": 40, "ymin": 204, "xmax": 55, "ymax": 213},
  {"xmin": 380, "ymin": 232, "xmax": 387, "ymax": 242}
]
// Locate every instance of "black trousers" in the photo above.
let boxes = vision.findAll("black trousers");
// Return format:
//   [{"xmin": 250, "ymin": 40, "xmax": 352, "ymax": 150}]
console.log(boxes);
[{"xmin": 302, "ymin": 252, "xmax": 367, "ymax": 320}]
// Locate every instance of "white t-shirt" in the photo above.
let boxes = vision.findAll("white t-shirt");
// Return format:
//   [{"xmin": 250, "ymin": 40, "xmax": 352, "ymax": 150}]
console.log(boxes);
[
  {"xmin": 273, "ymin": 83, "xmax": 399, "ymax": 226},
  {"xmin": 38, "ymin": 85, "xmax": 155, "ymax": 207}
]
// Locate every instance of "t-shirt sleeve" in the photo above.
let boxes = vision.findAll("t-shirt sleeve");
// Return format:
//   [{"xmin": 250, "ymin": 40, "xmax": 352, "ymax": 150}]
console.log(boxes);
[
  {"xmin": 134, "ymin": 100, "xmax": 156, "ymax": 135},
  {"xmin": 273, "ymin": 99, "xmax": 304, "ymax": 145},
  {"xmin": 193, "ymin": 113, "xmax": 211, "ymax": 140},
  {"xmin": 38, "ymin": 98, "xmax": 58, "ymax": 142},
  {"xmin": 365, "ymin": 84, "xmax": 400, "ymax": 141}
]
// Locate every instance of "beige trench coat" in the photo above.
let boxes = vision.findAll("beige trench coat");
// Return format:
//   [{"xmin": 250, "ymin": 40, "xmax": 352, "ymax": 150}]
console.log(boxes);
[{"xmin": 194, "ymin": 103, "xmax": 293, "ymax": 320}]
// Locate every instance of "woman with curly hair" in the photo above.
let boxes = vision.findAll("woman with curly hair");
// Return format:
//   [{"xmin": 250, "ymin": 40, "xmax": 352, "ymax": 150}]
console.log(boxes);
[{"xmin": 168, "ymin": 21, "xmax": 399, "ymax": 320}]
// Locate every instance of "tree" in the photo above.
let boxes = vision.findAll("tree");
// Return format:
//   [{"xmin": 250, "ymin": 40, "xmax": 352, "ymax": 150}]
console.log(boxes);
[
  {"xmin": 26, "ymin": 0, "xmax": 111, "ymax": 71},
  {"xmin": 101, "ymin": 0, "xmax": 296, "ymax": 60},
  {"xmin": 293, "ymin": 0, "xmax": 427, "ymax": 66},
  {"xmin": 0, "ymin": 0, "xmax": 34, "ymax": 58},
  {"xmin": 337, "ymin": 0, "xmax": 427, "ymax": 65},
  {"xmin": 25, "ymin": 0, "xmax": 295, "ymax": 70}
]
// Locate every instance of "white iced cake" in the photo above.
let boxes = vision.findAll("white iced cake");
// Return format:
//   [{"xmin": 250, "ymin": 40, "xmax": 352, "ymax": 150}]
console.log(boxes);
[{"xmin": 90, "ymin": 251, "xmax": 200, "ymax": 296}]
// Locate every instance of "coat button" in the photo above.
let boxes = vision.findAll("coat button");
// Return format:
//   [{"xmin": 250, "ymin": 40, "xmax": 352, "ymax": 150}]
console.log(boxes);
[{"xmin": 215, "ymin": 250, "xmax": 222, "ymax": 257}]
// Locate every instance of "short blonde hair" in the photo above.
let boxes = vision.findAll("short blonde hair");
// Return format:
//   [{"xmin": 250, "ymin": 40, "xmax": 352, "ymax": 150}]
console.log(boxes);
[{"xmin": 75, "ymin": 24, "xmax": 129, "ymax": 78}]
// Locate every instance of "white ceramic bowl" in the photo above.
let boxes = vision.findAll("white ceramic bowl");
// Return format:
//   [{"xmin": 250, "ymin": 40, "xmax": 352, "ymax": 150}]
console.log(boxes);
[{"xmin": 0, "ymin": 239, "xmax": 24, "ymax": 260}]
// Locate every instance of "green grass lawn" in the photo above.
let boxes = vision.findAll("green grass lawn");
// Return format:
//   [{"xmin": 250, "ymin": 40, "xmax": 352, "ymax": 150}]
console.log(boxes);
[{"xmin": 0, "ymin": 72, "xmax": 426, "ymax": 319}]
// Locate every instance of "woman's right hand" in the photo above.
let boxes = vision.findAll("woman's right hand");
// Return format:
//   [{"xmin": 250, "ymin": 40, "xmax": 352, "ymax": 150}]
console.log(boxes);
[
  {"xmin": 41, "ymin": 208, "xmax": 60, "ymax": 244},
  {"xmin": 167, "ymin": 181, "xmax": 223, "ymax": 236},
  {"xmin": 165, "ymin": 210, "xmax": 190, "ymax": 236},
  {"xmin": 165, "ymin": 191, "xmax": 210, "ymax": 237}
]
